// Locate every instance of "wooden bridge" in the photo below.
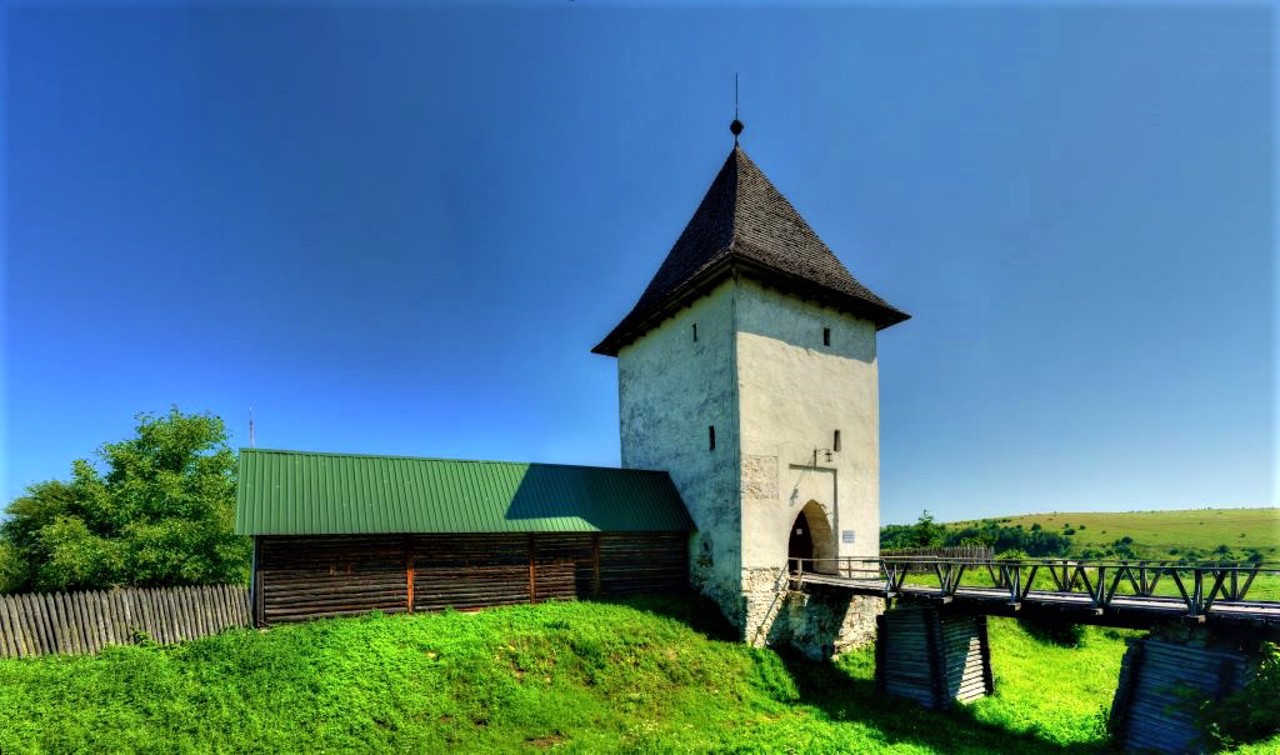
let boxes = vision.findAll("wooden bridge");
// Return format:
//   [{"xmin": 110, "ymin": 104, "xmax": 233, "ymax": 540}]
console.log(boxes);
[
  {"xmin": 791, "ymin": 556, "xmax": 1280, "ymax": 630},
  {"xmin": 789, "ymin": 556, "xmax": 1279, "ymax": 754}
]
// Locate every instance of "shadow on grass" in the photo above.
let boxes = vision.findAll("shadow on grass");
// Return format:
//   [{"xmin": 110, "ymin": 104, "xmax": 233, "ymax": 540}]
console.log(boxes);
[
  {"xmin": 1016, "ymin": 615, "xmax": 1088, "ymax": 647},
  {"xmin": 603, "ymin": 592, "xmax": 741, "ymax": 642},
  {"xmin": 773, "ymin": 648, "xmax": 1118, "ymax": 754},
  {"xmin": 607, "ymin": 594, "xmax": 1118, "ymax": 753},
  {"xmin": 603, "ymin": 594, "xmax": 1125, "ymax": 752}
]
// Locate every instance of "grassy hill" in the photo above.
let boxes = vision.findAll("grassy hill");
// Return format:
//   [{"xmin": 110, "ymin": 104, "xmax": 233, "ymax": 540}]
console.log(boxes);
[
  {"xmin": 0, "ymin": 597, "xmax": 1275, "ymax": 754},
  {"xmin": 949, "ymin": 507, "xmax": 1280, "ymax": 561}
]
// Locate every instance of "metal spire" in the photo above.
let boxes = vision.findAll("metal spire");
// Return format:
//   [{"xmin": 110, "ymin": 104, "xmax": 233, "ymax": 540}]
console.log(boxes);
[{"xmin": 730, "ymin": 73, "xmax": 744, "ymax": 144}]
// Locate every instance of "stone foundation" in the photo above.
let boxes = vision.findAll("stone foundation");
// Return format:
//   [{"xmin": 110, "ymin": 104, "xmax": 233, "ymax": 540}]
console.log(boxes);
[
  {"xmin": 739, "ymin": 567, "xmax": 882, "ymax": 657},
  {"xmin": 782, "ymin": 591, "xmax": 882, "ymax": 658}
]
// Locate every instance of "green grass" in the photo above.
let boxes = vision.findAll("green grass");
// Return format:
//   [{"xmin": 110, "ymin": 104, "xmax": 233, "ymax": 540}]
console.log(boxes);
[
  {"xmin": 0, "ymin": 597, "xmax": 1275, "ymax": 753},
  {"xmin": 952, "ymin": 507, "xmax": 1280, "ymax": 560}
]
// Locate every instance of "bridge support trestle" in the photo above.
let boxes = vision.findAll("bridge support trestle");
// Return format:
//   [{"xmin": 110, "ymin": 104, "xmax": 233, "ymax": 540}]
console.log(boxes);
[
  {"xmin": 875, "ymin": 604, "xmax": 993, "ymax": 709},
  {"xmin": 1109, "ymin": 628, "xmax": 1264, "ymax": 754}
]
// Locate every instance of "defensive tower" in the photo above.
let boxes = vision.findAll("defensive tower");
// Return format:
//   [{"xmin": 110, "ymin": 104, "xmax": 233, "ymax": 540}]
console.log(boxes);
[{"xmin": 594, "ymin": 126, "xmax": 909, "ymax": 646}]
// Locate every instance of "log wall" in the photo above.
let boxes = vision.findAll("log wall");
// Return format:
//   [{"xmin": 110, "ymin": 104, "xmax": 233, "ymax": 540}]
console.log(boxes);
[{"xmin": 256, "ymin": 532, "xmax": 689, "ymax": 625}]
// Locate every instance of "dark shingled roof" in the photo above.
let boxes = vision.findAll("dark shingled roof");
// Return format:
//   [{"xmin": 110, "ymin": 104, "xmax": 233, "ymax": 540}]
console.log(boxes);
[{"xmin": 593, "ymin": 145, "xmax": 910, "ymax": 356}]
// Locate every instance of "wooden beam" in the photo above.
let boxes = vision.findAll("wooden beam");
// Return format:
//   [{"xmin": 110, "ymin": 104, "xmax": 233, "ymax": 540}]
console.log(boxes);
[
  {"xmin": 528, "ymin": 534, "xmax": 537, "ymax": 604},
  {"xmin": 253, "ymin": 538, "xmax": 265, "ymax": 628},
  {"xmin": 977, "ymin": 615, "xmax": 994, "ymax": 696},
  {"xmin": 591, "ymin": 533, "xmax": 602, "ymax": 599},
  {"xmin": 925, "ymin": 608, "xmax": 945, "ymax": 709},
  {"xmin": 405, "ymin": 537, "xmax": 416, "ymax": 614}
]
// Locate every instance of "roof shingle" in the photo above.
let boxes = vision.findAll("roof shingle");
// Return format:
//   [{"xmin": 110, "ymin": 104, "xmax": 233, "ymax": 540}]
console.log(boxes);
[{"xmin": 593, "ymin": 146, "xmax": 909, "ymax": 356}]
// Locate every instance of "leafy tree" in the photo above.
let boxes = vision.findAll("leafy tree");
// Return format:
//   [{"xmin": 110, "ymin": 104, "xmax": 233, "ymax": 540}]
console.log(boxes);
[
  {"xmin": 0, "ymin": 541, "xmax": 23, "ymax": 593},
  {"xmin": 879, "ymin": 523, "xmax": 916, "ymax": 550},
  {"xmin": 913, "ymin": 511, "xmax": 944, "ymax": 547},
  {"xmin": 0, "ymin": 408, "xmax": 250, "ymax": 592},
  {"xmin": 881, "ymin": 511, "xmax": 946, "ymax": 550}
]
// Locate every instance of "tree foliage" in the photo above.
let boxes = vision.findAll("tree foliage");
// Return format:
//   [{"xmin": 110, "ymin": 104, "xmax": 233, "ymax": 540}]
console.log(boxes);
[
  {"xmin": 0, "ymin": 408, "xmax": 250, "ymax": 592},
  {"xmin": 882, "ymin": 511, "xmax": 1073, "ymax": 558},
  {"xmin": 880, "ymin": 511, "xmax": 947, "ymax": 549}
]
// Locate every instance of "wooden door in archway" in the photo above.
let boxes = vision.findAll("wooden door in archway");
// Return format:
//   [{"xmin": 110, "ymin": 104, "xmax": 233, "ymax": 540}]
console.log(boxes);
[{"xmin": 789, "ymin": 510, "xmax": 815, "ymax": 564}]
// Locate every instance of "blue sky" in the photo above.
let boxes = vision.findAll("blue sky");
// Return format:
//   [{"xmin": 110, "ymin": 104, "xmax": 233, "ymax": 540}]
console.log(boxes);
[{"xmin": 3, "ymin": 3, "xmax": 1275, "ymax": 525}]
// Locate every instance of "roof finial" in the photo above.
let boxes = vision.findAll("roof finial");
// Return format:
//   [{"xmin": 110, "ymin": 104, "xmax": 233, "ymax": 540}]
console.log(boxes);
[{"xmin": 730, "ymin": 73, "xmax": 743, "ymax": 145}]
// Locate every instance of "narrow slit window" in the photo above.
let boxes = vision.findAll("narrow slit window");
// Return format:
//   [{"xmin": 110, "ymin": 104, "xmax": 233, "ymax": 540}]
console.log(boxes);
[
  {"xmin": 708, "ymin": 425, "xmax": 716, "ymax": 451},
  {"xmin": 833, "ymin": 430, "xmax": 841, "ymax": 453},
  {"xmin": 823, "ymin": 327, "xmax": 831, "ymax": 347},
  {"xmin": 692, "ymin": 323, "xmax": 698, "ymax": 342}
]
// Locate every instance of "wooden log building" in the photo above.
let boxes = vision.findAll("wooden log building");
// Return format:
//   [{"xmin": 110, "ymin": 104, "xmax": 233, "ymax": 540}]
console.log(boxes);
[{"xmin": 235, "ymin": 449, "xmax": 695, "ymax": 625}]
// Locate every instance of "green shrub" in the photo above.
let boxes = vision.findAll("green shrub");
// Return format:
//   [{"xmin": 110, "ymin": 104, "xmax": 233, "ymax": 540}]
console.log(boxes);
[
  {"xmin": 1201, "ymin": 643, "xmax": 1280, "ymax": 748},
  {"xmin": 996, "ymin": 549, "xmax": 1030, "ymax": 562}
]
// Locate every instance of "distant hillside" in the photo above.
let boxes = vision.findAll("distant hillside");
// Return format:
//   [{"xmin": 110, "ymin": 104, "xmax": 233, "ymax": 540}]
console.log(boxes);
[{"xmin": 949, "ymin": 507, "xmax": 1279, "ymax": 561}]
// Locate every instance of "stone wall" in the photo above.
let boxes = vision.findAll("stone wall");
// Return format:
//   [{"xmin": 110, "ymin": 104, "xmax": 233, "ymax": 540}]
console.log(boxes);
[{"xmin": 740, "ymin": 572, "xmax": 881, "ymax": 655}]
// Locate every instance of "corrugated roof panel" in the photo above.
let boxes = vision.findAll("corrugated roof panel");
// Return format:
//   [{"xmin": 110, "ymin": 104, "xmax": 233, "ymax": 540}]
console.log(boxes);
[{"xmin": 234, "ymin": 448, "xmax": 695, "ymax": 536}]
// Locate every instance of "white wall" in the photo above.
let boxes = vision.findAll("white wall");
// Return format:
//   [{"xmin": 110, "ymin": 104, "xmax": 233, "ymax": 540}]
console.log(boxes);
[
  {"xmin": 735, "ymin": 279, "xmax": 880, "ymax": 571},
  {"xmin": 617, "ymin": 281, "xmax": 742, "ymax": 615}
]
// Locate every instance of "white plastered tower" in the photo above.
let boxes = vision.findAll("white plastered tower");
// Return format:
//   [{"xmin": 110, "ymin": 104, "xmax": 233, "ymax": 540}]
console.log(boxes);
[{"xmin": 594, "ymin": 133, "xmax": 909, "ymax": 645}]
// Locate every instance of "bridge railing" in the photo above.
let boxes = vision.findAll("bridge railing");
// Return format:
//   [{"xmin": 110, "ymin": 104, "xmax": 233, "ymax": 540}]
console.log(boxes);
[{"xmin": 788, "ymin": 556, "xmax": 1280, "ymax": 618}]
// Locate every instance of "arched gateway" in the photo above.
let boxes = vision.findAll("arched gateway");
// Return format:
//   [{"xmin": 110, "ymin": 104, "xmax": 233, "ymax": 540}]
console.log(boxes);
[{"xmin": 788, "ymin": 501, "xmax": 837, "ymax": 574}]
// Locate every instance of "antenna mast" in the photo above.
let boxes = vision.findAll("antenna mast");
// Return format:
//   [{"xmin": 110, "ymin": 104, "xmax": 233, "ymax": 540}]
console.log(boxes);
[{"xmin": 249, "ymin": 407, "xmax": 256, "ymax": 448}]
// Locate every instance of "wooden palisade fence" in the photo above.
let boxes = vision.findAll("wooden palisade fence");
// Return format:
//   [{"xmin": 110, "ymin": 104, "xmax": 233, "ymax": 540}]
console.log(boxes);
[
  {"xmin": 0, "ymin": 584, "xmax": 251, "ymax": 658},
  {"xmin": 881, "ymin": 546, "xmax": 995, "ymax": 561}
]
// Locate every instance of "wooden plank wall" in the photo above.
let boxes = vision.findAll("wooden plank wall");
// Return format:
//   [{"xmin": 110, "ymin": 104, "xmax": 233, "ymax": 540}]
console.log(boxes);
[
  {"xmin": 940, "ymin": 614, "xmax": 991, "ymax": 704},
  {"xmin": 599, "ymin": 533, "xmax": 689, "ymax": 595},
  {"xmin": 258, "ymin": 532, "xmax": 689, "ymax": 625},
  {"xmin": 875, "ymin": 605, "xmax": 993, "ymax": 709},
  {"xmin": 412, "ymin": 534, "xmax": 545, "ymax": 612},
  {"xmin": 259, "ymin": 536, "xmax": 408, "ymax": 623},
  {"xmin": 876, "ymin": 606, "xmax": 937, "ymax": 707},
  {"xmin": 0, "ymin": 584, "xmax": 251, "ymax": 658},
  {"xmin": 1110, "ymin": 638, "xmax": 1258, "ymax": 754}
]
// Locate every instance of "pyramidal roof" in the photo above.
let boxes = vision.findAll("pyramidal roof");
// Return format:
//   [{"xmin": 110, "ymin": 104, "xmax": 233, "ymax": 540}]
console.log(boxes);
[{"xmin": 593, "ymin": 145, "xmax": 909, "ymax": 356}]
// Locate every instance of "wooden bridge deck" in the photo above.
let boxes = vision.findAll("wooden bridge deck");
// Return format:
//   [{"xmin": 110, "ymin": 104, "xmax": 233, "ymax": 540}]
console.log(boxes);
[{"xmin": 793, "ymin": 558, "xmax": 1280, "ymax": 631}]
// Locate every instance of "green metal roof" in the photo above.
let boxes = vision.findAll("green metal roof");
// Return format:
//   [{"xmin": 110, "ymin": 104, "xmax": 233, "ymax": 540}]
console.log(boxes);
[{"xmin": 235, "ymin": 449, "xmax": 695, "ymax": 536}]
